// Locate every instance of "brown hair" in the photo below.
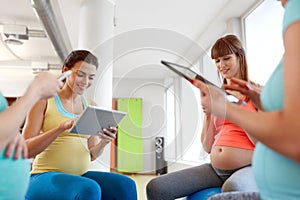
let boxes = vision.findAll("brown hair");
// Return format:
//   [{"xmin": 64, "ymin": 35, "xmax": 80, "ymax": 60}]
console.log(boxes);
[
  {"xmin": 62, "ymin": 50, "xmax": 98, "ymax": 72},
  {"xmin": 211, "ymin": 34, "xmax": 249, "ymax": 84}
]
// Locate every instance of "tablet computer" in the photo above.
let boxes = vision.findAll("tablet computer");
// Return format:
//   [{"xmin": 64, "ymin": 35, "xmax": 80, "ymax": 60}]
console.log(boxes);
[
  {"xmin": 69, "ymin": 105, "xmax": 127, "ymax": 135},
  {"xmin": 161, "ymin": 60, "xmax": 245, "ymax": 105}
]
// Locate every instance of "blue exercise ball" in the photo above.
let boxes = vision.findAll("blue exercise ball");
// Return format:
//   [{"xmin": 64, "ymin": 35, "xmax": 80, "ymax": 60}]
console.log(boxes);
[{"xmin": 187, "ymin": 187, "xmax": 222, "ymax": 200}]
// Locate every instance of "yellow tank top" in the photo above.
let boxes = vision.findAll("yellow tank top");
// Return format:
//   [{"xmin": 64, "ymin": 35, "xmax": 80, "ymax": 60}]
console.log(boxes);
[{"xmin": 31, "ymin": 94, "xmax": 91, "ymax": 175}]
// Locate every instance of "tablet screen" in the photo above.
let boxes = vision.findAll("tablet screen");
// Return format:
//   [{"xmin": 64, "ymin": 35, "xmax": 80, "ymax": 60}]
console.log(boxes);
[
  {"xmin": 161, "ymin": 60, "xmax": 216, "ymax": 86},
  {"xmin": 161, "ymin": 60, "xmax": 245, "ymax": 105},
  {"xmin": 69, "ymin": 106, "xmax": 127, "ymax": 135}
]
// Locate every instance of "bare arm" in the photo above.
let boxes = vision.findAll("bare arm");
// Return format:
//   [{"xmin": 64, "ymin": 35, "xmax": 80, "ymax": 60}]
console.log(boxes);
[
  {"xmin": 228, "ymin": 21, "xmax": 300, "ymax": 162},
  {"xmin": 88, "ymin": 128, "xmax": 117, "ymax": 161},
  {"xmin": 3, "ymin": 131, "xmax": 28, "ymax": 160},
  {"xmin": 0, "ymin": 72, "xmax": 61, "ymax": 151},
  {"xmin": 22, "ymin": 100, "xmax": 73, "ymax": 158},
  {"xmin": 201, "ymin": 114, "xmax": 216, "ymax": 153},
  {"xmin": 243, "ymin": 129, "xmax": 258, "ymax": 146},
  {"xmin": 193, "ymin": 80, "xmax": 300, "ymax": 163},
  {"xmin": 0, "ymin": 89, "xmax": 47, "ymax": 149}
]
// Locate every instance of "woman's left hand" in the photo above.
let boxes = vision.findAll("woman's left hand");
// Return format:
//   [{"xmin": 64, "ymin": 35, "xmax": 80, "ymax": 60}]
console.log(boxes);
[
  {"xmin": 98, "ymin": 127, "xmax": 117, "ymax": 143},
  {"xmin": 89, "ymin": 127, "xmax": 117, "ymax": 160},
  {"xmin": 5, "ymin": 132, "xmax": 28, "ymax": 160},
  {"xmin": 224, "ymin": 77, "xmax": 263, "ymax": 110}
]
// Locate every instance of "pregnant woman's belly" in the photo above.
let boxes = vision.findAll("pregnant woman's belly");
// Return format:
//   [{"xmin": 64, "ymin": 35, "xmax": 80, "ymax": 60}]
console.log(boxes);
[
  {"xmin": 0, "ymin": 149, "xmax": 30, "ymax": 199},
  {"xmin": 210, "ymin": 146, "xmax": 253, "ymax": 170}
]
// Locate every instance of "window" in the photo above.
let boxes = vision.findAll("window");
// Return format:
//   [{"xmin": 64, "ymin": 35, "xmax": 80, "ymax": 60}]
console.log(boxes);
[
  {"xmin": 165, "ymin": 83, "xmax": 176, "ymax": 161},
  {"xmin": 244, "ymin": 0, "xmax": 284, "ymax": 85}
]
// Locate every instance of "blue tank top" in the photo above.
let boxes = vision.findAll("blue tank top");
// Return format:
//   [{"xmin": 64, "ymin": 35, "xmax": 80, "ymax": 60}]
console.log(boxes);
[
  {"xmin": 252, "ymin": 1, "xmax": 300, "ymax": 199},
  {"xmin": 0, "ymin": 93, "xmax": 30, "ymax": 200}
]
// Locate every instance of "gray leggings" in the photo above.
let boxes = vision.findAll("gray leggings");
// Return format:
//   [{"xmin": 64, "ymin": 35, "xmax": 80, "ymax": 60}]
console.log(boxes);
[{"xmin": 146, "ymin": 163, "xmax": 258, "ymax": 200}]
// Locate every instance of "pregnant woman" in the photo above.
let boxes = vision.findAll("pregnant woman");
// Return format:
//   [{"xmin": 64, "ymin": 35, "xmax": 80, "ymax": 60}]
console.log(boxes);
[{"xmin": 146, "ymin": 35, "xmax": 259, "ymax": 200}]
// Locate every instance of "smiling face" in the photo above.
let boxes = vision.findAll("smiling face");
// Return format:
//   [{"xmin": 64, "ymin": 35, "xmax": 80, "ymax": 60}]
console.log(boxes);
[
  {"xmin": 66, "ymin": 61, "xmax": 97, "ymax": 95},
  {"xmin": 214, "ymin": 53, "xmax": 241, "ymax": 79},
  {"xmin": 61, "ymin": 50, "xmax": 98, "ymax": 95},
  {"xmin": 211, "ymin": 35, "xmax": 249, "ymax": 83}
]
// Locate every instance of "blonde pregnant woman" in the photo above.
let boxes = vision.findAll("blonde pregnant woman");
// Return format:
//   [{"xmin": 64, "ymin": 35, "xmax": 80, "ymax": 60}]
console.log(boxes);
[{"xmin": 146, "ymin": 35, "xmax": 259, "ymax": 200}]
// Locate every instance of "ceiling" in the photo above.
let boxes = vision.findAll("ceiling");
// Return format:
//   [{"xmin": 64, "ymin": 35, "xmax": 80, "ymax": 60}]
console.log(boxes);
[{"xmin": 0, "ymin": 0, "xmax": 262, "ymax": 84}]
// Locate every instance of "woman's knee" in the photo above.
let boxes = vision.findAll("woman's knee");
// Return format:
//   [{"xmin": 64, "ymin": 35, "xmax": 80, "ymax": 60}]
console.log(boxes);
[
  {"xmin": 113, "ymin": 175, "xmax": 137, "ymax": 198},
  {"xmin": 222, "ymin": 178, "xmax": 239, "ymax": 192},
  {"xmin": 120, "ymin": 176, "xmax": 136, "ymax": 190},
  {"xmin": 222, "ymin": 167, "xmax": 258, "ymax": 192},
  {"xmin": 146, "ymin": 177, "xmax": 169, "ymax": 199},
  {"xmin": 76, "ymin": 180, "xmax": 101, "ymax": 200}
]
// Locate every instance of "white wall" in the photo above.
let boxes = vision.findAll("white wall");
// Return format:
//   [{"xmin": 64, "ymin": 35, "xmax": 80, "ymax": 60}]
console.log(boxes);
[
  {"xmin": 113, "ymin": 78, "xmax": 166, "ymax": 173},
  {"xmin": 0, "ymin": 69, "xmax": 60, "ymax": 97}
]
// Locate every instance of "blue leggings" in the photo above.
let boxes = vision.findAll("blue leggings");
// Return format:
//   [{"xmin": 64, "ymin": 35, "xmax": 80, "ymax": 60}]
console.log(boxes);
[{"xmin": 25, "ymin": 171, "xmax": 137, "ymax": 200}]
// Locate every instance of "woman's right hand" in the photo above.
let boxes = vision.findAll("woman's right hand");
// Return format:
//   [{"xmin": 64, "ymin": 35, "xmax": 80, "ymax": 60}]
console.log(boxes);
[
  {"xmin": 224, "ymin": 77, "xmax": 263, "ymax": 110},
  {"xmin": 28, "ymin": 72, "xmax": 63, "ymax": 100},
  {"xmin": 59, "ymin": 119, "xmax": 75, "ymax": 131}
]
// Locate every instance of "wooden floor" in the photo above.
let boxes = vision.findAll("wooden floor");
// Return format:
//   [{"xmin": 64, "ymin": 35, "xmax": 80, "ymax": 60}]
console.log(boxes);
[{"xmin": 129, "ymin": 174, "xmax": 156, "ymax": 200}]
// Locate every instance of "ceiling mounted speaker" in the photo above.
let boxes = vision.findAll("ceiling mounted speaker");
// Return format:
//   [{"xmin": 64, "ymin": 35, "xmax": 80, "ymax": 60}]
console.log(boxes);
[
  {"xmin": 0, "ymin": 24, "xmax": 45, "ymax": 46},
  {"xmin": 3, "ymin": 34, "xmax": 27, "ymax": 45},
  {"xmin": 0, "ymin": 24, "xmax": 28, "ymax": 45}
]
